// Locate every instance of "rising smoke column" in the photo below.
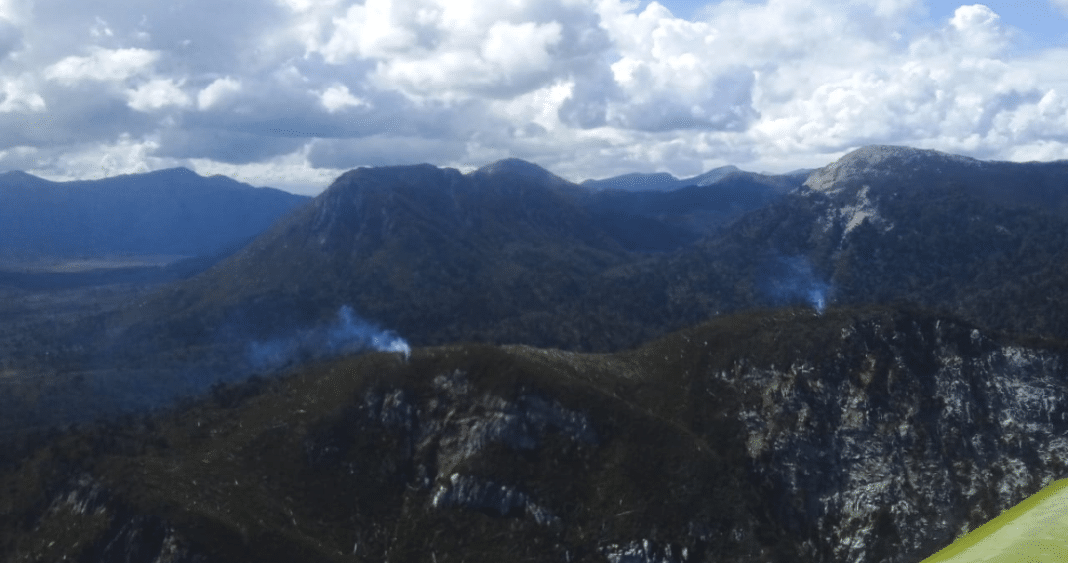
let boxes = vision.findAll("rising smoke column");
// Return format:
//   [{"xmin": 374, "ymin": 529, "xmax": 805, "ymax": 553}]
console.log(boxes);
[
  {"xmin": 248, "ymin": 305, "xmax": 410, "ymax": 370},
  {"xmin": 329, "ymin": 305, "xmax": 411, "ymax": 358},
  {"xmin": 765, "ymin": 255, "xmax": 833, "ymax": 313}
]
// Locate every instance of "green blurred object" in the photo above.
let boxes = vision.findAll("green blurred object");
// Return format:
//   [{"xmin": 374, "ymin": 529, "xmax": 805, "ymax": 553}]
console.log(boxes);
[{"xmin": 923, "ymin": 479, "xmax": 1068, "ymax": 562}]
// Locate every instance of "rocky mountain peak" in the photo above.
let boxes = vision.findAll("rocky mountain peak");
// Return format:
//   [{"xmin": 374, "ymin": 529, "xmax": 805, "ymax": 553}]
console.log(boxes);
[{"xmin": 804, "ymin": 145, "xmax": 983, "ymax": 196}]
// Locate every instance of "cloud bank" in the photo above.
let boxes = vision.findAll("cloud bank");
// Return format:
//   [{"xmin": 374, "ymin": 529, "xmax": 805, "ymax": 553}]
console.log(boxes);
[{"xmin": 0, "ymin": 0, "xmax": 1067, "ymax": 192}]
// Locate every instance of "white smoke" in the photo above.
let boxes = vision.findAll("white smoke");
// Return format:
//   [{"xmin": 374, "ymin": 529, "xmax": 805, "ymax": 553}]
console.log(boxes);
[
  {"xmin": 332, "ymin": 305, "xmax": 412, "ymax": 358},
  {"xmin": 248, "ymin": 305, "xmax": 410, "ymax": 370},
  {"xmin": 766, "ymin": 255, "xmax": 832, "ymax": 314}
]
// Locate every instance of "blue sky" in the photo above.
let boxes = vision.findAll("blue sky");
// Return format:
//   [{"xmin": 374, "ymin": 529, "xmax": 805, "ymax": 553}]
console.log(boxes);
[
  {"xmin": 659, "ymin": 0, "xmax": 1068, "ymax": 48},
  {"xmin": 658, "ymin": 0, "xmax": 1068, "ymax": 45},
  {"xmin": 2, "ymin": 0, "xmax": 1068, "ymax": 193}
]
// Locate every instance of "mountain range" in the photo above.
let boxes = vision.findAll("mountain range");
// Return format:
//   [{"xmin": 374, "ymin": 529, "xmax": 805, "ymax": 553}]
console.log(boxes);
[
  {"xmin": 3, "ymin": 145, "xmax": 1068, "ymax": 563},
  {"xmin": 106, "ymin": 145, "xmax": 1068, "ymax": 363},
  {"xmin": 114, "ymin": 158, "xmax": 805, "ymax": 356},
  {"xmin": 580, "ymin": 164, "xmax": 744, "ymax": 191},
  {"xmin": 0, "ymin": 167, "xmax": 309, "ymax": 262}
]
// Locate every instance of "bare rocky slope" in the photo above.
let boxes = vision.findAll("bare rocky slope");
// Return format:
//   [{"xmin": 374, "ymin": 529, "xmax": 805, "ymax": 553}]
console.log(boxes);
[{"xmin": 624, "ymin": 145, "xmax": 1068, "ymax": 343}]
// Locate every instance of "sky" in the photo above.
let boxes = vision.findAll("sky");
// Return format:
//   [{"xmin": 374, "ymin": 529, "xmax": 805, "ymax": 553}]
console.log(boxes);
[{"xmin": 1, "ymin": 0, "xmax": 1068, "ymax": 194}]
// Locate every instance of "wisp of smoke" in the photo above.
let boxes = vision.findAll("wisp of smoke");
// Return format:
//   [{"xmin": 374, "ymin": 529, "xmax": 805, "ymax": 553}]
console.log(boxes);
[
  {"xmin": 766, "ymin": 256, "xmax": 832, "ymax": 314},
  {"xmin": 248, "ymin": 305, "xmax": 411, "ymax": 370},
  {"xmin": 331, "ymin": 305, "xmax": 412, "ymax": 358}
]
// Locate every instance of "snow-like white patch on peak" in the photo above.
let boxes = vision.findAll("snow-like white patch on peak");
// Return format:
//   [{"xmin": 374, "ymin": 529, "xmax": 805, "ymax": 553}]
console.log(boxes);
[
  {"xmin": 815, "ymin": 183, "xmax": 893, "ymax": 239},
  {"xmin": 804, "ymin": 145, "xmax": 983, "ymax": 195},
  {"xmin": 839, "ymin": 185, "xmax": 892, "ymax": 237}
]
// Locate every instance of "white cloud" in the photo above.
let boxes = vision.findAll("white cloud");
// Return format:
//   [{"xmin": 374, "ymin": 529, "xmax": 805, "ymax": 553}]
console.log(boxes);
[
  {"xmin": 0, "ymin": 75, "xmax": 45, "ymax": 112},
  {"xmin": 44, "ymin": 47, "xmax": 158, "ymax": 85},
  {"xmin": 0, "ymin": 145, "xmax": 41, "ymax": 171},
  {"xmin": 0, "ymin": 0, "xmax": 1066, "ymax": 192},
  {"xmin": 127, "ymin": 78, "xmax": 191, "ymax": 112},
  {"xmin": 27, "ymin": 134, "xmax": 165, "ymax": 181},
  {"xmin": 0, "ymin": 0, "xmax": 32, "ymax": 24},
  {"xmin": 481, "ymin": 20, "xmax": 562, "ymax": 74},
  {"xmin": 188, "ymin": 145, "xmax": 346, "ymax": 195},
  {"xmin": 197, "ymin": 77, "xmax": 242, "ymax": 110},
  {"xmin": 1054, "ymin": 0, "xmax": 1068, "ymax": 16},
  {"xmin": 320, "ymin": 84, "xmax": 369, "ymax": 112},
  {"xmin": 316, "ymin": 0, "xmax": 607, "ymax": 99},
  {"xmin": 945, "ymin": 4, "xmax": 1009, "ymax": 55},
  {"xmin": 320, "ymin": 0, "xmax": 425, "ymax": 62}
]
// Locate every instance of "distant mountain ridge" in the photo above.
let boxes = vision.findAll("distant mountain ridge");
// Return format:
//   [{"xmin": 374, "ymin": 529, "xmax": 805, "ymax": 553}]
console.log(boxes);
[
  {"xmin": 580, "ymin": 164, "xmax": 743, "ymax": 191},
  {"xmin": 108, "ymin": 146, "xmax": 1068, "ymax": 364},
  {"xmin": 0, "ymin": 167, "xmax": 310, "ymax": 261},
  {"xmin": 574, "ymin": 170, "xmax": 802, "ymax": 250}
]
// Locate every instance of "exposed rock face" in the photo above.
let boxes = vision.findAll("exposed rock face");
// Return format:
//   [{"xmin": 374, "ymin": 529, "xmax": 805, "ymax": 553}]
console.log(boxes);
[
  {"xmin": 296, "ymin": 365, "xmax": 773, "ymax": 562},
  {"xmin": 15, "ymin": 474, "xmax": 204, "ymax": 563},
  {"xmin": 804, "ymin": 145, "xmax": 983, "ymax": 197},
  {"xmin": 803, "ymin": 144, "xmax": 1068, "ymax": 216},
  {"xmin": 709, "ymin": 313, "xmax": 1068, "ymax": 562},
  {"xmin": 6, "ymin": 308, "xmax": 1068, "ymax": 563},
  {"xmin": 660, "ymin": 145, "xmax": 1068, "ymax": 342}
]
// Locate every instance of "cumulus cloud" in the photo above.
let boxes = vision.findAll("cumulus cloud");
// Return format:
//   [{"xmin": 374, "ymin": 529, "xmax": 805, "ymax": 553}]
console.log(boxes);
[
  {"xmin": 128, "ymin": 78, "xmax": 191, "ymax": 112},
  {"xmin": 0, "ymin": 0, "xmax": 1066, "ymax": 191},
  {"xmin": 320, "ymin": 84, "xmax": 370, "ymax": 112},
  {"xmin": 197, "ymin": 77, "xmax": 242, "ymax": 110},
  {"xmin": 44, "ymin": 47, "xmax": 159, "ymax": 85},
  {"xmin": 0, "ymin": 75, "xmax": 45, "ymax": 113},
  {"xmin": 315, "ymin": 0, "xmax": 608, "ymax": 99},
  {"xmin": 944, "ymin": 4, "xmax": 1010, "ymax": 55}
]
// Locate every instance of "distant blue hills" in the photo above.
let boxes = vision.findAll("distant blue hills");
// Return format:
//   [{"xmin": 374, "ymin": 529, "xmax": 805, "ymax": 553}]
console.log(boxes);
[{"xmin": 0, "ymin": 167, "xmax": 310, "ymax": 262}]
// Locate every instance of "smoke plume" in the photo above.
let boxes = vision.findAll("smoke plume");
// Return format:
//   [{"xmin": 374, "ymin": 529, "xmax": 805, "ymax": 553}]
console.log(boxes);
[
  {"xmin": 765, "ymin": 255, "xmax": 832, "ymax": 314},
  {"xmin": 248, "ymin": 305, "xmax": 411, "ymax": 370}
]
